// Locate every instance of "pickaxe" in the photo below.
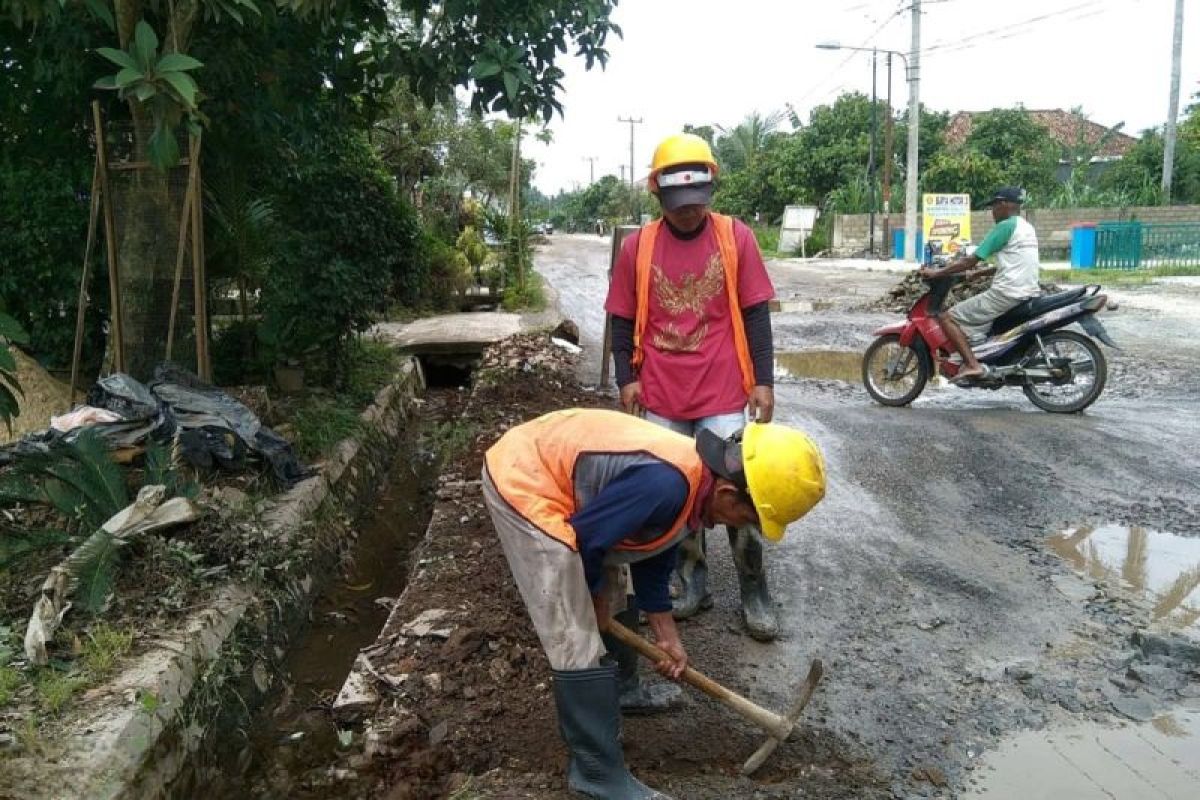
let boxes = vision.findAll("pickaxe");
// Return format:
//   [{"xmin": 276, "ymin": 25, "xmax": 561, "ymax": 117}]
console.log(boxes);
[{"xmin": 606, "ymin": 619, "xmax": 823, "ymax": 775}]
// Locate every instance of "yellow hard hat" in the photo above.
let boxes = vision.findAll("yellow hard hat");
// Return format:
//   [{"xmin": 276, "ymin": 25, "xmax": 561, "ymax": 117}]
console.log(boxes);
[
  {"xmin": 649, "ymin": 133, "xmax": 719, "ymax": 194},
  {"xmin": 742, "ymin": 423, "xmax": 826, "ymax": 542}
]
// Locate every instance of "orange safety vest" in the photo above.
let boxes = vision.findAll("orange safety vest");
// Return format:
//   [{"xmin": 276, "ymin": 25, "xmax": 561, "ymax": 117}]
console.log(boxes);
[
  {"xmin": 484, "ymin": 408, "xmax": 705, "ymax": 553},
  {"xmin": 632, "ymin": 212, "xmax": 756, "ymax": 396}
]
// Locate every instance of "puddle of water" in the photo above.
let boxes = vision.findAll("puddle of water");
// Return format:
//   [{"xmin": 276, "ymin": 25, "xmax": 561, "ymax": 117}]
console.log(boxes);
[
  {"xmin": 774, "ymin": 350, "xmax": 863, "ymax": 383},
  {"xmin": 1047, "ymin": 523, "xmax": 1200, "ymax": 636},
  {"xmin": 964, "ymin": 710, "xmax": 1200, "ymax": 798}
]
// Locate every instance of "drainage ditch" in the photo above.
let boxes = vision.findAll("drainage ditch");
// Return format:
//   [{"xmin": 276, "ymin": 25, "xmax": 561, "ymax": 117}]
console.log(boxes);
[{"xmin": 188, "ymin": 388, "xmax": 467, "ymax": 799}]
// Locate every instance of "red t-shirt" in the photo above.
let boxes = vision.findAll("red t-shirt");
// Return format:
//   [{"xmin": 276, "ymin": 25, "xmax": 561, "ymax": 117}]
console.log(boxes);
[{"xmin": 604, "ymin": 216, "xmax": 774, "ymax": 420}]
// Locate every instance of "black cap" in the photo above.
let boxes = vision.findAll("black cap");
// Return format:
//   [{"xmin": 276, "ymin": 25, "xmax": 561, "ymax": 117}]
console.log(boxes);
[
  {"xmin": 981, "ymin": 187, "xmax": 1026, "ymax": 207},
  {"xmin": 696, "ymin": 428, "xmax": 748, "ymax": 490}
]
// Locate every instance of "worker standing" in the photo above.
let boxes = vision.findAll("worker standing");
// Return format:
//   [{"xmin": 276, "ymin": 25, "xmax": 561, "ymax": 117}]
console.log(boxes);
[{"xmin": 604, "ymin": 133, "xmax": 781, "ymax": 644}]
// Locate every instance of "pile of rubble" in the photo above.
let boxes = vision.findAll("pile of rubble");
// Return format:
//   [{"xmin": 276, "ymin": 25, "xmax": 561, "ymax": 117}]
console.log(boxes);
[{"xmin": 861, "ymin": 272, "xmax": 1062, "ymax": 314}]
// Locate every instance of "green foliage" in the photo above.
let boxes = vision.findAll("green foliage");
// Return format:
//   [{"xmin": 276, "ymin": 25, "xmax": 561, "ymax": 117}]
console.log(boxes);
[
  {"xmin": 81, "ymin": 623, "xmax": 134, "ymax": 676},
  {"xmin": 0, "ymin": 527, "xmax": 72, "ymax": 572},
  {"xmin": 205, "ymin": 173, "xmax": 277, "ymax": 321},
  {"xmin": 0, "ymin": 163, "xmax": 107, "ymax": 372},
  {"xmin": 344, "ymin": 338, "xmax": 401, "ymax": 408},
  {"xmin": 957, "ymin": 108, "xmax": 1059, "ymax": 200},
  {"xmin": 749, "ymin": 224, "xmax": 780, "ymax": 256},
  {"xmin": 144, "ymin": 438, "xmax": 199, "ymax": 501},
  {"xmin": 922, "ymin": 150, "xmax": 1005, "ymax": 206},
  {"xmin": 290, "ymin": 397, "xmax": 363, "ymax": 461},
  {"xmin": 0, "ymin": 430, "xmax": 129, "ymax": 534},
  {"xmin": 0, "ymin": 665, "xmax": 20, "ymax": 707},
  {"xmin": 263, "ymin": 132, "xmax": 423, "ymax": 381},
  {"xmin": 93, "ymin": 20, "xmax": 204, "ymax": 169},
  {"xmin": 1099, "ymin": 127, "xmax": 1200, "ymax": 205},
  {"xmin": 0, "ymin": 310, "xmax": 30, "ymax": 435},
  {"xmin": 35, "ymin": 669, "xmax": 87, "ymax": 715}
]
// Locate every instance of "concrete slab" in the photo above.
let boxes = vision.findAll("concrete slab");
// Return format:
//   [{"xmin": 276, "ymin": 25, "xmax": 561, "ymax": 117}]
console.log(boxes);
[{"xmin": 373, "ymin": 313, "xmax": 522, "ymax": 355}]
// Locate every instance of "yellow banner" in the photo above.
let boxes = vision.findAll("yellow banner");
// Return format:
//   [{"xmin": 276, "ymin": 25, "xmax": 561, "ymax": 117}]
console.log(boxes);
[{"xmin": 922, "ymin": 193, "xmax": 972, "ymax": 256}]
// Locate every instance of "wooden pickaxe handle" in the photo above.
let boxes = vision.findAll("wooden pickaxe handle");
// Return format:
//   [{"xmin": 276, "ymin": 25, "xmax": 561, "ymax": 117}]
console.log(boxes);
[{"xmin": 605, "ymin": 619, "xmax": 793, "ymax": 741}]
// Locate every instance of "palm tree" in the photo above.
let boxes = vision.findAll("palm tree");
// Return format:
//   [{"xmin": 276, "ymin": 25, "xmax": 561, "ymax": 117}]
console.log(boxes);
[{"xmin": 716, "ymin": 110, "xmax": 786, "ymax": 172}]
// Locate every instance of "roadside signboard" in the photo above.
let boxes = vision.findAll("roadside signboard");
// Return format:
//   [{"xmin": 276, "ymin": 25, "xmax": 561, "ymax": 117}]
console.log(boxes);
[
  {"xmin": 922, "ymin": 193, "xmax": 972, "ymax": 256},
  {"xmin": 779, "ymin": 205, "xmax": 819, "ymax": 257}
]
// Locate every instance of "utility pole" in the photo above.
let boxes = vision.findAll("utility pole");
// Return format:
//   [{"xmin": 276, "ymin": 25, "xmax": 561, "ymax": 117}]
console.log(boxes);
[
  {"xmin": 883, "ymin": 53, "xmax": 895, "ymax": 259},
  {"xmin": 619, "ymin": 164, "xmax": 626, "ymax": 183},
  {"xmin": 904, "ymin": 0, "xmax": 921, "ymax": 262},
  {"xmin": 582, "ymin": 156, "xmax": 598, "ymax": 185},
  {"xmin": 1162, "ymin": 0, "xmax": 1185, "ymax": 203},
  {"xmin": 869, "ymin": 48, "xmax": 878, "ymax": 257},
  {"xmin": 618, "ymin": 115, "xmax": 643, "ymax": 223}
]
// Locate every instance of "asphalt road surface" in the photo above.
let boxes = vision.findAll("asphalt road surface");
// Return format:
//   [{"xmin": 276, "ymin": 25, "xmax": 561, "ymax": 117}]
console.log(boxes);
[{"xmin": 535, "ymin": 232, "xmax": 1200, "ymax": 800}]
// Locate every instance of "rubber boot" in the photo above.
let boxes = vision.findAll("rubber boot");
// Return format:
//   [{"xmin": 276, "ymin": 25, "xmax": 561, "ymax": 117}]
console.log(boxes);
[
  {"xmin": 601, "ymin": 603, "xmax": 684, "ymax": 716},
  {"xmin": 729, "ymin": 525, "xmax": 779, "ymax": 641},
  {"xmin": 551, "ymin": 664, "xmax": 676, "ymax": 800},
  {"xmin": 671, "ymin": 529, "xmax": 712, "ymax": 620}
]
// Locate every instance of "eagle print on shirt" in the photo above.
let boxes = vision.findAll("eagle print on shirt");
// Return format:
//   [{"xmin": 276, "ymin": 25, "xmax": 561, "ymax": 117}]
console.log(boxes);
[{"xmin": 649, "ymin": 253, "xmax": 724, "ymax": 353}]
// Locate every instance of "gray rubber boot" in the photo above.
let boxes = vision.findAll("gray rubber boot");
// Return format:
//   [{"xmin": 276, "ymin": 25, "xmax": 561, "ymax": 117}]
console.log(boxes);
[
  {"xmin": 671, "ymin": 529, "xmax": 712, "ymax": 620},
  {"xmin": 729, "ymin": 525, "xmax": 779, "ymax": 641},
  {"xmin": 601, "ymin": 603, "xmax": 684, "ymax": 716},
  {"xmin": 552, "ymin": 664, "xmax": 676, "ymax": 799}
]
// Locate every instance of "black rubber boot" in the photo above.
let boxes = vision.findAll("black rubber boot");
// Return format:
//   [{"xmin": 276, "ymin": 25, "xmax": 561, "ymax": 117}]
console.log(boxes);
[
  {"xmin": 551, "ymin": 664, "xmax": 676, "ymax": 799},
  {"xmin": 601, "ymin": 603, "xmax": 684, "ymax": 716},
  {"xmin": 671, "ymin": 529, "xmax": 712, "ymax": 620},
  {"xmin": 729, "ymin": 525, "xmax": 779, "ymax": 641}
]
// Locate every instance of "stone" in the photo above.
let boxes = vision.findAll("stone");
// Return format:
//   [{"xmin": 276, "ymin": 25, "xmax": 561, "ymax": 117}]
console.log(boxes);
[
  {"xmin": 1110, "ymin": 694, "xmax": 1156, "ymax": 722},
  {"xmin": 550, "ymin": 319, "xmax": 581, "ymax": 345},
  {"xmin": 1127, "ymin": 663, "xmax": 1186, "ymax": 692},
  {"xmin": 428, "ymin": 720, "xmax": 450, "ymax": 746}
]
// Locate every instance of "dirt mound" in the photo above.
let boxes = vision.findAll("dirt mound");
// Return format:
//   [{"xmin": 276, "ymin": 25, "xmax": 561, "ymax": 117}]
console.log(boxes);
[
  {"xmin": 0, "ymin": 349, "xmax": 78, "ymax": 444},
  {"xmin": 861, "ymin": 272, "xmax": 1063, "ymax": 314}
]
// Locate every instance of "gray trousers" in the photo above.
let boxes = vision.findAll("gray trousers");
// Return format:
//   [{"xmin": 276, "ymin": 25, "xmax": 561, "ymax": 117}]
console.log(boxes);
[{"xmin": 482, "ymin": 466, "xmax": 627, "ymax": 671}]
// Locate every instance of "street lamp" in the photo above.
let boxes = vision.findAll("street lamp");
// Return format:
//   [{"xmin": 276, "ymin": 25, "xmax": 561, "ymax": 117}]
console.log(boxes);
[{"xmin": 815, "ymin": 41, "xmax": 916, "ymax": 261}]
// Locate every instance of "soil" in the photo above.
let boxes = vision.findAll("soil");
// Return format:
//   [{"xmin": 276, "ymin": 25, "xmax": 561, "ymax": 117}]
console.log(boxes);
[
  {"xmin": 274, "ymin": 333, "xmax": 885, "ymax": 800},
  {"xmin": 0, "ymin": 349, "xmax": 80, "ymax": 445}
]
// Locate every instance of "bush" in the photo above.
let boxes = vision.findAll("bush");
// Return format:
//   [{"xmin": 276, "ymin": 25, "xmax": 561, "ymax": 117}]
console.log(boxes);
[
  {"xmin": 0, "ymin": 162, "xmax": 108, "ymax": 371},
  {"xmin": 263, "ymin": 133, "xmax": 425, "ymax": 385}
]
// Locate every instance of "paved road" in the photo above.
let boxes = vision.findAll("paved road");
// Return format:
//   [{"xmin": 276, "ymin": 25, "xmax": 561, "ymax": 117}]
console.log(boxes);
[{"xmin": 534, "ymin": 233, "xmax": 1200, "ymax": 799}]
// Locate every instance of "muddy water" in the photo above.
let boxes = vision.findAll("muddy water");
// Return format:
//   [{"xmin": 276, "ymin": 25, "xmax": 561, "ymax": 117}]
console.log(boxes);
[
  {"xmin": 774, "ymin": 350, "xmax": 863, "ymax": 382},
  {"xmin": 1047, "ymin": 523, "xmax": 1200, "ymax": 636},
  {"xmin": 220, "ymin": 454, "xmax": 435, "ymax": 798},
  {"xmin": 964, "ymin": 710, "xmax": 1200, "ymax": 798}
]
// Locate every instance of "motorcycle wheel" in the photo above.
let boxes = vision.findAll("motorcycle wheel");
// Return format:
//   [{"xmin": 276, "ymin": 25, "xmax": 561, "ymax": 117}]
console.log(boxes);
[
  {"xmin": 1021, "ymin": 330, "xmax": 1107, "ymax": 413},
  {"xmin": 863, "ymin": 334, "xmax": 929, "ymax": 406}
]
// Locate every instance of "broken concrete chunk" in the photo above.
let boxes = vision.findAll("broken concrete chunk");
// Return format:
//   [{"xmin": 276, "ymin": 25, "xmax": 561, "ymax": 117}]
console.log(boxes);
[
  {"xmin": 424, "ymin": 673, "xmax": 443, "ymax": 694},
  {"xmin": 333, "ymin": 657, "xmax": 382, "ymax": 719},
  {"xmin": 399, "ymin": 608, "xmax": 454, "ymax": 639},
  {"xmin": 1110, "ymin": 694, "xmax": 1156, "ymax": 721}
]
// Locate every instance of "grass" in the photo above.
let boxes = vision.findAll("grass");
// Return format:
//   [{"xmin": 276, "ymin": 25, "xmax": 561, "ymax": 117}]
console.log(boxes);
[
  {"xmin": 750, "ymin": 223, "xmax": 781, "ymax": 257},
  {"xmin": 82, "ymin": 624, "xmax": 135, "ymax": 677},
  {"xmin": 0, "ymin": 664, "xmax": 21, "ymax": 706},
  {"xmin": 1043, "ymin": 264, "xmax": 1200, "ymax": 286},
  {"xmin": 502, "ymin": 272, "xmax": 547, "ymax": 311},
  {"xmin": 345, "ymin": 337, "xmax": 401, "ymax": 407},
  {"xmin": 34, "ymin": 671, "xmax": 87, "ymax": 715},
  {"xmin": 291, "ymin": 396, "xmax": 363, "ymax": 461},
  {"xmin": 426, "ymin": 419, "xmax": 480, "ymax": 462}
]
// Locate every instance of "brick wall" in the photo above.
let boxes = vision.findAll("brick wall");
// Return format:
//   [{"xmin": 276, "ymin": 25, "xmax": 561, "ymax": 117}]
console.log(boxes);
[{"xmin": 832, "ymin": 205, "xmax": 1200, "ymax": 256}]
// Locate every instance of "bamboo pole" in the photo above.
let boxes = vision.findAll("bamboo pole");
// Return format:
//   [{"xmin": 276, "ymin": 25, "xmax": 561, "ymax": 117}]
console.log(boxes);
[
  {"xmin": 190, "ymin": 133, "xmax": 211, "ymax": 381},
  {"xmin": 68, "ymin": 159, "xmax": 102, "ymax": 411},
  {"xmin": 92, "ymin": 101, "xmax": 126, "ymax": 374},
  {"xmin": 165, "ymin": 135, "xmax": 198, "ymax": 362}
]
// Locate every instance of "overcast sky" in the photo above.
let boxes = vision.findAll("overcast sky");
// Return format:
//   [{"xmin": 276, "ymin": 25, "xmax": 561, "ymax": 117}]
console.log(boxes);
[{"xmin": 523, "ymin": 0, "xmax": 1199, "ymax": 195}]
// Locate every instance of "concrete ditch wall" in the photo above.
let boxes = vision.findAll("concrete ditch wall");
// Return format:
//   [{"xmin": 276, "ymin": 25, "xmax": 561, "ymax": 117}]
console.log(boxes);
[{"xmin": 3, "ymin": 359, "xmax": 425, "ymax": 799}]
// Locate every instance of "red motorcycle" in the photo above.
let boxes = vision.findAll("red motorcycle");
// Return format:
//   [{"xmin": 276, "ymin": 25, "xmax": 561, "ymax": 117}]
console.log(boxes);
[{"xmin": 862, "ymin": 272, "xmax": 1116, "ymax": 413}]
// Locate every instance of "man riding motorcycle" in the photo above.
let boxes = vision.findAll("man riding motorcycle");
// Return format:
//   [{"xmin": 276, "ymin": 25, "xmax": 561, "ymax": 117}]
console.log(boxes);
[{"xmin": 917, "ymin": 186, "xmax": 1041, "ymax": 382}]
